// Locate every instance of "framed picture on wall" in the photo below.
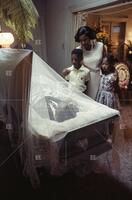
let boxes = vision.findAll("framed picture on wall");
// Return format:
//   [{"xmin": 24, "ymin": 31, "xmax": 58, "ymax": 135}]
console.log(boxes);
[{"xmin": 112, "ymin": 26, "xmax": 120, "ymax": 33}]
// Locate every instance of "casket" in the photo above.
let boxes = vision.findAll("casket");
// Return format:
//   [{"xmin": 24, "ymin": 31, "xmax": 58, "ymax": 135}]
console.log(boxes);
[{"xmin": 0, "ymin": 49, "xmax": 119, "ymax": 187}]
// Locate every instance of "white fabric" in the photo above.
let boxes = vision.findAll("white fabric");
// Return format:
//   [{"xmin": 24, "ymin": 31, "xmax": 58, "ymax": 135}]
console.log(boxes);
[
  {"xmin": 66, "ymin": 42, "xmax": 103, "ymax": 99},
  {"xmin": 0, "ymin": 47, "xmax": 119, "ymax": 143},
  {"xmin": 82, "ymin": 42, "xmax": 103, "ymax": 71},
  {"xmin": 77, "ymin": 42, "xmax": 104, "ymax": 99},
  {"xmin": 65, "ymin": 65, "xmax": 90, "ymax": 92},
  {"xmin": 0, "ymin": 48, "xmax": 119, "ymax": 188},
  {"xmin": 28, "ymin": 52, "xmax": 119, "ymax": 142}
]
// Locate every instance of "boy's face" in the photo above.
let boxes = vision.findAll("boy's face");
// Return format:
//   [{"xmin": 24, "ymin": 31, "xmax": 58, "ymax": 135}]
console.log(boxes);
[{"xmin": 71, "ymin": 54, "xmax": 82, "ymax": 69}]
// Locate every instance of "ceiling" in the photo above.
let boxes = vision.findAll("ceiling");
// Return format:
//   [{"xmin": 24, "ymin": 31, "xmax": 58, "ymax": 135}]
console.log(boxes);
[{"xmin": 90, "ymin": 2, "xmax": 132, "ymax": 18}]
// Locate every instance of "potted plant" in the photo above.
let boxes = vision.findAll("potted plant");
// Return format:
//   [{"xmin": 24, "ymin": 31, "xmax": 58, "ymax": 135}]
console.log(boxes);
[{"xmin": 0, "ymin": 0, "xmax": 39, "ymax": 44}]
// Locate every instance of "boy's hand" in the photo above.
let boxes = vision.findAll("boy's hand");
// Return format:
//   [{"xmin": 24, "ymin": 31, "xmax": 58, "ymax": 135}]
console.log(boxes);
[{"xmin": 62, "ymin": 68, "xmax": 70, "ymax": 77}]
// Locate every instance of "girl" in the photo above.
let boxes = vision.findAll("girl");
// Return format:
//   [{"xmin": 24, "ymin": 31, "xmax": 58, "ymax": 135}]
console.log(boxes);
[
  {"xmin": 96, "ymin": 55, "xmax": 119, "ymax": 143},
  {"xmin": 96, "ymin": 55, "xmax": 118, "ymax": 109}
]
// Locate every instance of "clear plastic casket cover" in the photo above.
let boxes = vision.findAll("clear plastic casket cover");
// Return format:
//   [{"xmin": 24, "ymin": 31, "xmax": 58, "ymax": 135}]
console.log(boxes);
[{"xmin": 0, "ymin": 49, "xmax": 119, "ymax": 188}]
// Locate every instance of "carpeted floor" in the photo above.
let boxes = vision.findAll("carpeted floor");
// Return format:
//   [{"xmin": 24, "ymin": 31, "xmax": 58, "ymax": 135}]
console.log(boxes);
[
  {"xmin": 0, "ymin": 136, "xmax": 132, "ymax": 199},
  {"xmin": 0, "ymin": 102, "xmax": 132, "ymax": 199}
]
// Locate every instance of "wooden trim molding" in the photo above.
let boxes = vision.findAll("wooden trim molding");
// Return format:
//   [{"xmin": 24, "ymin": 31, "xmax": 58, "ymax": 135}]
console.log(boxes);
[{"xmin": 70, "ymin": 0, "xmax": 132, "ymax": 13}]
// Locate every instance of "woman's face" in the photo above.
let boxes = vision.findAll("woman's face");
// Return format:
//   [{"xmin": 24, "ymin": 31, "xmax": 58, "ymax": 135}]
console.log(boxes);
[{"xmin": 79, "ymin": 34, "xmax": 91, "ymax": 50}]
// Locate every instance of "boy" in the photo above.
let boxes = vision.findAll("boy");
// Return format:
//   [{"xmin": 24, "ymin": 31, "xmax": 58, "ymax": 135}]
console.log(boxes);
[{"xmin": 62, "ymin": 49, "xmax": 90, "ymax": 93}]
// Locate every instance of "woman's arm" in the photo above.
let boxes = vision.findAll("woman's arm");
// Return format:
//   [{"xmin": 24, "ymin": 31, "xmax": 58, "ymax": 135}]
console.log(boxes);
[
  {"xmin": 103, "ymin": 45, "xmax": 107, "ymax": 57},
  {"xmin": 96, "ymin": 44, "xmax": 107, "ymax": 69},
  {"xmin": 83, "ymin": 63, "xmax": 97, "ymax": 72}
]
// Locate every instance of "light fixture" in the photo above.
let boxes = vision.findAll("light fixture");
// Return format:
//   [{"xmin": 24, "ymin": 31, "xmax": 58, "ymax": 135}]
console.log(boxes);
[
  {"xmin": 128, "ymin": 50, "xmax": 132, "ymax": 54},
  {"xmin": 0, "ymin": 32, "xmax": 14, "ymax": 48}
]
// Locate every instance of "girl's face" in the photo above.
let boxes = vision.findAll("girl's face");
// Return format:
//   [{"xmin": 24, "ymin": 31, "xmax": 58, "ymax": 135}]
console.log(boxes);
[
  {"xmin": 101, "ymin": 57, "xmax": 110, "ymax": 72},
  {"xmin": 71, "ymin": 54, "xmax": 82, "ymax": 69},
  {"xmin": 79, "ymin": 34, "xmax": 91, "ymax": 51}
]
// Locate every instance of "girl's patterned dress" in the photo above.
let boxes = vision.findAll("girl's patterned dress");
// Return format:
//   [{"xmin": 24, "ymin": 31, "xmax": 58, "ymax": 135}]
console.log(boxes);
[{"xmin": 96, "ymin": 73, "xmax": 118, "ymax": 109}]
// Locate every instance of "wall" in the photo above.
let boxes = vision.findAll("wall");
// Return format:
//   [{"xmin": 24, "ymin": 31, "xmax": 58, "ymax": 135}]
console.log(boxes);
[
  {"xmin": 32, "ymin": 0, "xmax": 47, "ymax": 61},
  {"xmin": 45, "ymin": 0, "xmax": 119, "ymax": 73},
  {"xmin": 125, "ymin": 20, "xmax": 132, "ymax": 43}
]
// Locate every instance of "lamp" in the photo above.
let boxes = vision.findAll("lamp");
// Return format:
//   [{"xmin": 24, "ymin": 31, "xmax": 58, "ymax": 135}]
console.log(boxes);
[{"xmin": 0, "ymin": 32, "xmax": 14, "ymax": 48}]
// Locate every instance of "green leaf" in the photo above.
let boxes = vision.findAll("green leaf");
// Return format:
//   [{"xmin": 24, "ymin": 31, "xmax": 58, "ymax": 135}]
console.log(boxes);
[{"xmin": 0, "ymin": 0, "xmax": 39, "ymax": 44}]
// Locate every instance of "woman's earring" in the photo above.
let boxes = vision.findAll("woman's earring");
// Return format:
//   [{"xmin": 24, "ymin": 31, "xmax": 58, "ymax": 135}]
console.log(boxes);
[{"xmin": 90, "ymin": 39, "xmax": 96, "ymax": 48}]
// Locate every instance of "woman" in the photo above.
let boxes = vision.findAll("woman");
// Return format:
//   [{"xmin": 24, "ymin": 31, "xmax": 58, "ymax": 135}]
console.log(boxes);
[{"xmin": 63, "ymin": 26, "xmax": 106, "ymax": 99}]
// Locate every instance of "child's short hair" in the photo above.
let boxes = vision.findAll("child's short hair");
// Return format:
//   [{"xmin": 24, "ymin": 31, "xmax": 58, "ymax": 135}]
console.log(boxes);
[{"xmin": 71, "ymin": 48, "xmax": 83, "ymax": 59}]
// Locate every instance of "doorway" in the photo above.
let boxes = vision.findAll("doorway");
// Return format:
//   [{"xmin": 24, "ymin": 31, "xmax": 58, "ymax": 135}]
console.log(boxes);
[
  {"xmin": 72, "ymin": 1, "xmax": 132, "ymax": 62},
  {"xmin": 100, "ymin": 21, "xmax": 126, "ymax": 61}
]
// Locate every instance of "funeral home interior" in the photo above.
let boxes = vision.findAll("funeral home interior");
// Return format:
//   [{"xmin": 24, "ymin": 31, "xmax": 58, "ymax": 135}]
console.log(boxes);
[{"xmin": 0, "ymin": 0, "xmax": 132, "ymax": 198}]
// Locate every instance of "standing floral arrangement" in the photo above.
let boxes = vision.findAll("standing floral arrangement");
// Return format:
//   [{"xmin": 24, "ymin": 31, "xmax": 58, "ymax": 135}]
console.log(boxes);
[
  {"xmin": 115, "ymin": 63, "xmax": 130, "ymax": 89},
  {"xmin": 96, "ymin": 31, "xmax": 109, "ymax": 45}
]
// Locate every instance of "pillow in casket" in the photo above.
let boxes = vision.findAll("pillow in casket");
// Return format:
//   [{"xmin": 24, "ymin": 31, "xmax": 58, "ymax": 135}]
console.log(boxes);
[{"xmin": 34, "ymin": 96, "xmax": 79, "ymax": 122}]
